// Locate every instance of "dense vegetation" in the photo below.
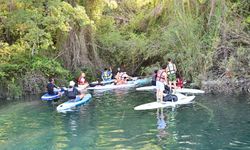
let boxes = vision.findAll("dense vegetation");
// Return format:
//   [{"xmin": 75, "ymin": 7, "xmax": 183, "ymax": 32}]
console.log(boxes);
[{"xmin": 0, "ymin": 0, "xmax": 249, "ymax": 98}]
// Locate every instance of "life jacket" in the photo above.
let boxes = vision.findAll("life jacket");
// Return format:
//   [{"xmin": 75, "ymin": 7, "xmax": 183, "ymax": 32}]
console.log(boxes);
[
  {"xmin": 167, "ymin": 63, "xmax": 176, "ymax": 74},
  {"xmin": 102, "ymin": 71, "xmax": 112, "ymax": 80},
  {"xmin": 67, "ymin": 87, "xmax": 78, "ymax": 99},
  {"xmin": 156, "ymin": 69, "xmax": 166, "ymax": 83}
]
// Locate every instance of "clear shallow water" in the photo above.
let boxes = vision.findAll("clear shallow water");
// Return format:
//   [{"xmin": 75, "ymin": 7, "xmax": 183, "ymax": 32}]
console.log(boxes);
[{"xmin": 0, "ymin": 90, "xmax": 250, "ymax": 150}]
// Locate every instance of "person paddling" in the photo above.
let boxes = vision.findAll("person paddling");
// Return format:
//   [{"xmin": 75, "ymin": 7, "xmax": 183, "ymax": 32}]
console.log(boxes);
[{"xmin": 47, "ymin": 78, "xmax": 62, "ymax": 96}]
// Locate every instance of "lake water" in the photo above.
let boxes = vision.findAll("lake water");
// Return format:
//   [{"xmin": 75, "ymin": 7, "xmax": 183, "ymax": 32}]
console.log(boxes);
[{"xmin": 0, "ymin": 89, "xmax": 250, "ymax": 150}]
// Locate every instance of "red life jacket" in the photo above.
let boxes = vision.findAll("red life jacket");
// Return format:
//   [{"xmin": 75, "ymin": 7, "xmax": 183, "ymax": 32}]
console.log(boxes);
[{"xmin": 156, "ymin": 69, "xmax": 166, "ymax": 83}]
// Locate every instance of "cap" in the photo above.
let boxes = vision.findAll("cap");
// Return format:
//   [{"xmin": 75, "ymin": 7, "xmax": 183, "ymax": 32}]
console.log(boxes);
[{"xmin": 69, "ymin": 81, "xmax": 75, "ymax": 87}]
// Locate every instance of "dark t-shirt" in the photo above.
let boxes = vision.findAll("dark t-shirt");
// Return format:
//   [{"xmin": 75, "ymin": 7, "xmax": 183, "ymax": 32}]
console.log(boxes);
[
  {"xmin": 66, "ymin": 87, "xmax": 80, "ymax": 99},
  {"xmin": 47, "ymin": 83, "xmax": 56, "ymax": 95}
]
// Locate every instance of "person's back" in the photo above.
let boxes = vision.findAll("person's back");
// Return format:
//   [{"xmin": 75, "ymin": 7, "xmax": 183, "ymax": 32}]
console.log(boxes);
[
  {"xmin": 66, "ymin": 81, "xmax": 81, "ymax": 100},
  {"xmin": 66, "ymin": 87, "xmax": 79, "ymax": 99}
]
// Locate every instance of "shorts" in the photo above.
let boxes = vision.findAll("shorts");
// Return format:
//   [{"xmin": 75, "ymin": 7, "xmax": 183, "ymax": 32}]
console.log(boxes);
[
  {"xmin": 168, "ymin": 73, "xmax": 176, "ymax": 82},
  {"xmin": 156, "ymin": 81, "xmax": 165, "ymax": 91}
]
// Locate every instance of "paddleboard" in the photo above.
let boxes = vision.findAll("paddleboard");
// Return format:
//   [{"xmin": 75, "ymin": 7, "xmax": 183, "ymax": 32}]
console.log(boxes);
[
  {"xmin": 173, "ymin": 88, "xmax": 205, "ymax": 94},
  {"xmin": 136, "ymin": 86, "xmax": 156, "ymax": 91},
  {"xmin": 136, "ymin": 86, "xmax": 205, "ymax": 94},
  {"xmin": 56, "ymin": 94, "xmax": 92, "ymax": 112},
  {"xmin": 91, "ymin": 79, "xmax": 115, "ymax": 85},
  {"xmin": 41, "ymin": 88, "xmax": 64, "ymax": 101},
  {"xmin": 87, "ymin": 83, "xmax": 136, "ymax": 90},
  {"xmin": 134, "ymin": 93, "xmax": 195, "ymax": 110}
]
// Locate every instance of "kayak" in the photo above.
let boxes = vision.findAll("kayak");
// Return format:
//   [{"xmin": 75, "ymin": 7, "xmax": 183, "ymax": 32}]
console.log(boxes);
[
  {"xmin": 134, "ymin": 93, "xmax": 195, "ymax": 110},
  {"xmin": 41, "ymin": 88, "xmax": 64, "ymax": 101},
  {"xmin": 136, "ymin": 86, "xmax": 205, "ymax": 94},
  {"xmin": 56, "ymin": 94, "xmax": 92, "ymax": 112}
]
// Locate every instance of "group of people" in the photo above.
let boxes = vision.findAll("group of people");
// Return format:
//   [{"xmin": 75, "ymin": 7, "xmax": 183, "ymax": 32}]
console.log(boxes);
[
  {"xmin": 47, "ymin": 58, "xmax": 182, "ymax": 102},
  {"xmin": 101, "ymin": 67, "xmax": 132, "ymax": 85},
  {"xmin": 152, "ymin": 58, "xmax": 183, "ymax": 102},
  {"xmin": 46, "ymin": 67, "xmax": 132, "ymax": 101},
  {"xmin": 46, "ymin": 78, "xmax": 85, "ymax": 101}
]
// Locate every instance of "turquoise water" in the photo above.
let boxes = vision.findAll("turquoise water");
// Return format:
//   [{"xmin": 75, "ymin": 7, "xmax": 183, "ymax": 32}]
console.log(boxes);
[{"xmin": 0, "ymin": 90, "xmax": 250, "ymax": 150}]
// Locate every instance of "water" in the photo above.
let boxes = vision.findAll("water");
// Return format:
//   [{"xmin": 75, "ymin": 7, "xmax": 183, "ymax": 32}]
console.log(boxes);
[{"xmin": 0, "ymin": 90, "xmax": 250, "ymax": 150}]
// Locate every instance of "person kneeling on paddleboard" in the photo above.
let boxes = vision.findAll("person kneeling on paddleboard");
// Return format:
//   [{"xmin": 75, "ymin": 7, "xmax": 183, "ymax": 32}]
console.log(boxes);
[
  {"xmin": 65, "ymin": 81, "xmax": 84, "ymax": 101},
  {"xmin": 163, "ymin": 85, "xmax": 178, "ymax": 102}
]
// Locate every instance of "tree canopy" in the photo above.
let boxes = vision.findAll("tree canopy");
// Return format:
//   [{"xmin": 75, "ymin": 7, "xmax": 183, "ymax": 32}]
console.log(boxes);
[{"xmin": 0, "ymin": 0, "xmax": 249, "ymax": 97}]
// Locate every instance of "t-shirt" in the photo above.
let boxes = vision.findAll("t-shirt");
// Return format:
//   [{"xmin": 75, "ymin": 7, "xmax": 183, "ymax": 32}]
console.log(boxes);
[
  {"xmin": 66, "ymin": 87, "xmax": 80, "ymax": 99},
  {"xmin": 47, "ymin": 83, "xmax": 56, "ymax": 95}
]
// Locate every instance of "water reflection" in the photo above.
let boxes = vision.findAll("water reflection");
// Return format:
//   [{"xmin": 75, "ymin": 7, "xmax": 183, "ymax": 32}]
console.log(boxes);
[{"xmin": 156, "ymin": 108, "xmax": 167, "ymax": 141}]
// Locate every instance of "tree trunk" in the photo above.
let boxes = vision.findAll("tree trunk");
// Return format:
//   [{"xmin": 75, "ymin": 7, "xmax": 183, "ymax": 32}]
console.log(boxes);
[{"xmin": 59, "ymin": 26, "xmax": 102, "ymax": 72}]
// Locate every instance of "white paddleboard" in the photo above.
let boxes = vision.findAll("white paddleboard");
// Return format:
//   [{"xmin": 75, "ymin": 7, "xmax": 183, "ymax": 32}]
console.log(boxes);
[
  {"xmin": 57, "ymin": 94, "xmax": 92, "ymax": 112},
  {"xmin": 87, "ymin": 83, "xmax": 136, "ymax": 90},
  {"xmin": 134, "ymin": 93, "xmax": 195, "ymax": 110},
  {"xmin": 173, "ymin": 88, "xmax": 205, "ymax": 94},
  {"xmin": 136, "ymin": 86, "xmax": 205, "ymax": 94},
  {"xmin": 136, "ymin": 86, "xmax": 156, "ymax": 91}
]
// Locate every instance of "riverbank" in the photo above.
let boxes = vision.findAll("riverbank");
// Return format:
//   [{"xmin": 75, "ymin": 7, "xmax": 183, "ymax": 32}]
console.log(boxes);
[{"xmin": 201, "ymin": 78, "xmax": 250, "ymax": 94}]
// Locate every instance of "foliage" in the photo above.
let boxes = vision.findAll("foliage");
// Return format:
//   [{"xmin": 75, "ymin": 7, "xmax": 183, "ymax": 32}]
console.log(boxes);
[
  {"xmin": 0, "ymin": 0, "xmax": 249, "ymax": 96},
  {"xmin": 7, "ymin": 78, "xmax": 23, "ymax": 98},
  {"xmin": 31, "ymin": 56, "xmax": 69, "ymax": 77}
]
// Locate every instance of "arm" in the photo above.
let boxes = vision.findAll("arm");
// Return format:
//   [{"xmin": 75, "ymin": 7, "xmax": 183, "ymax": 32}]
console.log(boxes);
[{"xmin": 164, "ymin": 72, "xmax": 168, "ymax": 85}]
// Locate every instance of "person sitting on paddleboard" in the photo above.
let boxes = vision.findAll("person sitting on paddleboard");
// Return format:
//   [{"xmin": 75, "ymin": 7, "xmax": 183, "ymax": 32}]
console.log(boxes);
[
  {"xmin": 47, "ymin": 78, "xmax": 62, "ymax": 96},
  {"xmin": 101, "ymin": 67, "xmax": 112, "ymax": 81},
  {"xmin": 78, "ymin": 72, "xmax": 89, "ymax": 89},
  {"xmin": 114, "ymin": 68, "xmax": 131, "ymax": 85},
  {"xmin": 65, "ymin": 81, "xmax": 84, "ymax": 101}
]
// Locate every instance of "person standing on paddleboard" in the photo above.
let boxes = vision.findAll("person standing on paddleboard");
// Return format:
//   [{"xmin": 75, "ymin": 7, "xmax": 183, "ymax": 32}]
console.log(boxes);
[
  {"xmin": 156, "ymin": 65, "xmax": 168, "ymax": 102},
  {"xmin": 167, "ymin": 58, "xmax": 177, "ymax": 91}
]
